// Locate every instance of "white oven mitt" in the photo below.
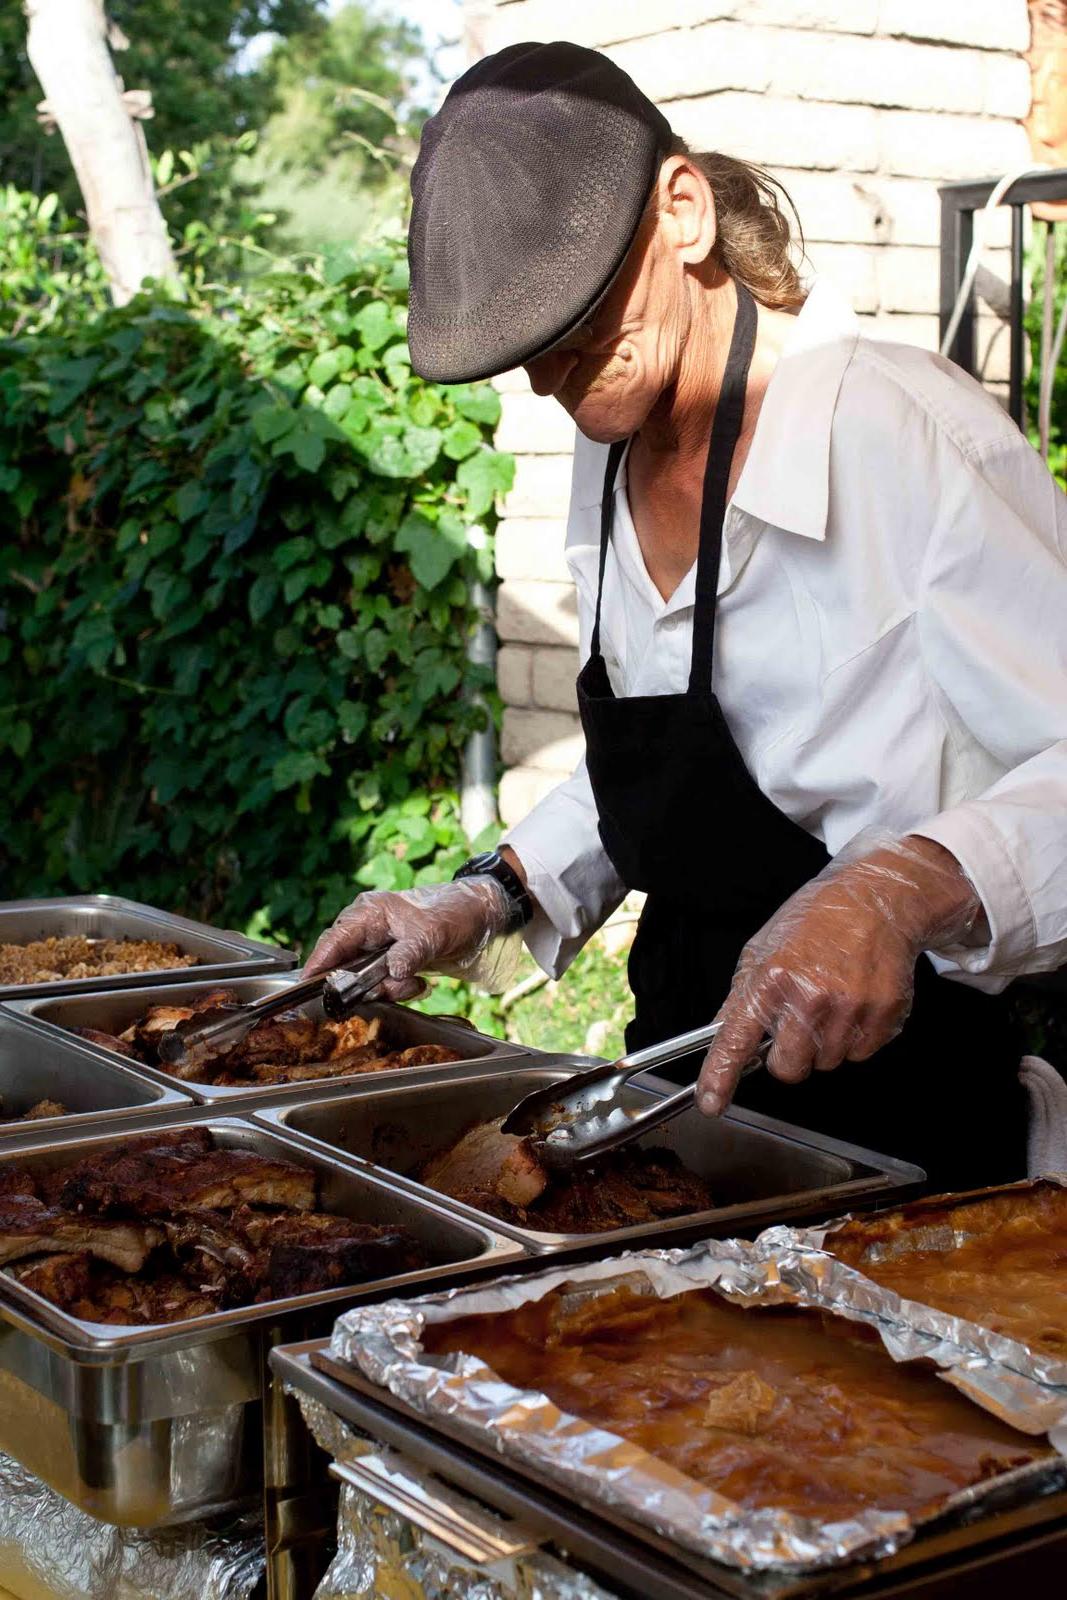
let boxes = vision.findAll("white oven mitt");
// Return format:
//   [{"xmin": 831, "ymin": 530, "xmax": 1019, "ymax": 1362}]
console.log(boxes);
[{"xmin": 1018, "ymin": 1055, "xmax": 1067, "ymax": 1177}]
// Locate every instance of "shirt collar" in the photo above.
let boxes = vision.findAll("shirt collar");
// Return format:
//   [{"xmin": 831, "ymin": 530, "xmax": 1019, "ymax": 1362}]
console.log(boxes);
[{"xmin": 730, "ymin": 277, "xmax": 860, "ymax": 544}]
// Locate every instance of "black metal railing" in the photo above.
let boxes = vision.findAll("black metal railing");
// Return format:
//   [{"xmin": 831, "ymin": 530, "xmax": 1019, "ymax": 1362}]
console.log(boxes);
[{"xmin": 939, "ymin": 168, "xmax": 1067, "ymax": 426}]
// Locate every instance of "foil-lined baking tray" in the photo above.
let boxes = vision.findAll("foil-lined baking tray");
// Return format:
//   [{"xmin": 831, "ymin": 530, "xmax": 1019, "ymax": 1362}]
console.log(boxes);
[
  {"xmin": 0, "ymin": 1444, "xmax": 263, "ymax": 1599},
  {"xmin": 328, "ymin": 1240, "xmax": 1066, "ymax": 1574},
  {"xmin": 0, "ymin": 894, "xmax": 295, "ymax": 998},
  {"xmin": 4, "ymin": 972, "xmax": 526, "ymax": 1107},
  {"xmin": 753, "ymin": 1176, "xmax": 1067, "ymax": 1437}
]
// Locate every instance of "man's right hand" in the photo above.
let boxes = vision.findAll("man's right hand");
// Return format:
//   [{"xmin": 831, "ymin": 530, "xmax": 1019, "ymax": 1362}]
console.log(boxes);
[{"xmin": 303, "ymin": 878, "xmax": 514, "ymax": 1000}]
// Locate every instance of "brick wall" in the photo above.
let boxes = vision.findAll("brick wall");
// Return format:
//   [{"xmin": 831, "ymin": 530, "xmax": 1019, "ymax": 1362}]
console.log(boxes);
[{"xmin": 461, "ymin": 1, "xmax": 1033, "ymax": 827}]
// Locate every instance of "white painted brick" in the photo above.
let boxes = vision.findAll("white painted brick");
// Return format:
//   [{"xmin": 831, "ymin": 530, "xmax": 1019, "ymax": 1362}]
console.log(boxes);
[
  {"xmin": 505, "ymin": 454, "xmax": 575, "ymax": 520},
  {"xmin": 532, "ymin": 645, "xmax": 580, "ymax": 711},
  {"xmin": 802, "ymin": 241, "xmax": 878, "ymax": 313},
  {"xmin": 500, "ymin": 765, "xmax": 569, "ymax": 829},
  {"xmin": 501, "ymin": 708, "xmax": 584, "ymax": 772},
  {"xmin": 496, "ymin": 518, "xmax": 571, "ymax": 583},
  {"xmin": 608, "ymin": 24, "xmax": 770, "ymax": 102},
  {"xmin": 497, "ymin": 578, "xmax": 581, "ymax": 647},
  {"xmin": 769, "ymin": 30, "xmax": 986, "ymax": 115},
  {"xmin": 670, "ymin": 93, "xmax": 879, "ymax": 173},
  {"xmin": 496, "ymin": 389, "xmax": 576, "ymax": 454},
  {"xmin": 877, "ymin": 109, "xmax": 1030, "ymax": 181},
  {"xmin": 733, "ymin": 0, "xmax": 877, "ymax": 28},
  {"xmin": 497, "ymin": 644, "xmax": 533, "ymax": 707},
  {"xmin": 983, "ymin": 53, "xmax": 1031, "ymax": 120},
  {"xmin": 492, "ymin": 366, "xmax": 532, "ymax": 395},
  {"xmin": 780, "ymin": 170, "xmax": 940, "ymax": 246},
  {"xmin": 878, "ymin": 0, "xmax": 1030, "ymax": 54},
  {"xmin": 874, "ymin": 244, "xmax": 939, "ymax": 314},
  {"xmin": 863, "ymin": 310, "xmax": 940, "ymax": 350},
  {"xmin": 481, "ymin": 0, "xmax": 717, "ymax": 52}
]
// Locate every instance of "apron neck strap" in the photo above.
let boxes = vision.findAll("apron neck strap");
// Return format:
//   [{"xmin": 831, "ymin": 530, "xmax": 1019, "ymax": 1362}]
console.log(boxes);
[
  {"xmin": 688, "ymin": 278, "xmax": 758, "ymax": 694},
  {"xmin": 590, "ymin": 437, "xmax": 627, "ymax": 659},
  {"xmin": 589, "ymin": 280, "xmax": 758, "ymax": 688}
]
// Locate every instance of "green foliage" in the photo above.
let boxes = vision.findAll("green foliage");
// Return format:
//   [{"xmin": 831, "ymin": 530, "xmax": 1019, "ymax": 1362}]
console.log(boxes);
[
  {"xmin": 1025, "ymin": 222, "xmax": 1067, "ymax": 491},
  {"xmin": 0, "ymin": 0, "xmax": 323, "ymax": 236},
  {"xmin": 0, "ymin": 188, "xmax": 108, "ymax": 334},
  {"xmin": 0, "ymin": 204, "xmax": 513, "ymax": 967},
  {"xmin": 502, "ymin": 945, "xmax": 633, "ymax": 1060},
  {"xmin": 244, "ymin": 1, "xmax": 428, "ymax": 252}
]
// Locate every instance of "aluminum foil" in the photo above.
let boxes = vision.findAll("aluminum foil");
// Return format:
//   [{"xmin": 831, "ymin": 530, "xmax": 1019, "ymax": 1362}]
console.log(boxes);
[
  {"xmin": 295, "ymin": 1393, "xmax": 618, "ymax": 1600},
  {"xmin": 755, "ymin": 1176, "xmax": 1067, "ymax": 1437},
  {"xmin": 0, "ymin": 1446, "xmax": 264, "ymax": 1600},
  {"xmin": 327, "ymin": 1242, "xmax": 1065, "ymax": 1573}
]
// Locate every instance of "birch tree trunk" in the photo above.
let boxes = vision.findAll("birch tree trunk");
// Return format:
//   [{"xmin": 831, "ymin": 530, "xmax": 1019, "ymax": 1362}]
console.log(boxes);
[{"xmin": 25, "ymin": 0, "xmax": 177, "ymax": 304}]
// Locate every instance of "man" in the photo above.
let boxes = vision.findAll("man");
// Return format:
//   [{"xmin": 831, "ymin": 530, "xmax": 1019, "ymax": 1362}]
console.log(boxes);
[{"xmin": 307, "ymin": 42, "xmax": 1067, "ymax": 1188}]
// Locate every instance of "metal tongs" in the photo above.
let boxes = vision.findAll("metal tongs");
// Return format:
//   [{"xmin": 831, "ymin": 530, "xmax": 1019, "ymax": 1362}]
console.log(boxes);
[
  {"xmin": 156, "ymin": 948, "xmax": 392, "ymax": 1068},
  {"xmin": 501, "ymin": 1019, "xmax": 770, "ymax": 1167}
]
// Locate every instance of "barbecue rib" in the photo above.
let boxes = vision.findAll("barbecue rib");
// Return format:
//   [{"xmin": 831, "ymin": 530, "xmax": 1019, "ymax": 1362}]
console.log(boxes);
[
  {"xmin": 419, "ymin": 1123, "xmax": 714, "ymax": 1232},
  {"xmin": 1, "ymin": 1130, "xmax": 424, "ymax": 1326},
  {"xmin": 0, "ymin": 1192, "xmax": 162, "ymax": 1271}
]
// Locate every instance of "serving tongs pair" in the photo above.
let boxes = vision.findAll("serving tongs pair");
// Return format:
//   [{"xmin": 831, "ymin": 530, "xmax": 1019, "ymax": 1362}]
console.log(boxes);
[
  {"xmin": 502, "ymin": 1020, "xmax": 770, "ymax": 1167},
  {"xmin": 156, "ymin": 949, "xmax": 392, "ymax": 1068}
]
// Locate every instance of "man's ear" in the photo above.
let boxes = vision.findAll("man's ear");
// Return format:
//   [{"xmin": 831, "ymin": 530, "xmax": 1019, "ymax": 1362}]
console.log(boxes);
[{"xmin": 655, "ymin": 154, "xmax": 717, "ymax": 268}]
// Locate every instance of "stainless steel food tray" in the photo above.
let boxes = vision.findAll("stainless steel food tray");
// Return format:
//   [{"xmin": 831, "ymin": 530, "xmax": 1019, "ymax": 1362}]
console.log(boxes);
[
  {"xmin": 0, "ymin": 1114, "xmax": 522, "ymax": 1526},
  {"xmin": 0, "ymin": 894, "xmax": 295, "ymax": 999},
  {"xmin": 0, "ymin": 1016, "xmax": 190, "ymax": 1142},
  {"xmin": 256, "ymin": 1063, "xmax": 924, "ymax": 1252},
  {"xmin": 2, "ymin": 972, "xmax": 526, "ymax": 1108}
]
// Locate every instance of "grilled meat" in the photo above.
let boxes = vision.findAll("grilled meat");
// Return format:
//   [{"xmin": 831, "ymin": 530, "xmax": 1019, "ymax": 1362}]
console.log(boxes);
[
  {"xmin": 420, "ymin": 1124, "xmax": 714, "ymax": 1234},
  {"xmin": 421, "ymin": 1120, "xmax": 549, "ymax": 1209},
  {"xmin": 72, "ymin": 1026, "xmax": 138, "ymax": 1059},
  {"xmin": 0, "ymin": 1192, "xmax": 162, "ymax": 1270},
  {"xmin": 248, "ymin": 1212, "xmax": 426, "ymax": 1297},
  {"xmin": 0, "ymin": 1098, "xmax": 69, "ymax": 1124},
  {"xmin": 0, "ymin": 1168, "xmax": 36, "ymax": 1199},
  {"xmin": 73, "ymin": 990, "xmax": 461, "ymax": 1088},
  {"xmin": 55, "ymin": 1142, "xmax": 316, "ymax": 1217},
  {"xmin": 11, "ymin": 1252, "xmax": 94, "ymax": 1309}
]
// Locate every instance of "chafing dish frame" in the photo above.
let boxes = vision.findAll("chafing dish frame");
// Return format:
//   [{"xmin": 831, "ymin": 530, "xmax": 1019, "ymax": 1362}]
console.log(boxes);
[
  {"xmin": 256, "ymin": 1064, "xmax": 924, "ymax": 1253},
  {"xmin": 0, "ymin": 1114, "xmax": 524, "ymax": 1526},
  {"xmin": 2, "ymin": 972, "xmax": 528, "ymax": 1108},
  {"xmin": 0, "ymin": 894, "xmax": 295, "ymax": 1000}
]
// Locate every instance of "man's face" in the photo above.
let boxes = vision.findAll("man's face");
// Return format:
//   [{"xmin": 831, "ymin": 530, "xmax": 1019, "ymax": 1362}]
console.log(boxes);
[{"xmin": 523, "ymin": 209, "xmax": 686, "ymax": 442}]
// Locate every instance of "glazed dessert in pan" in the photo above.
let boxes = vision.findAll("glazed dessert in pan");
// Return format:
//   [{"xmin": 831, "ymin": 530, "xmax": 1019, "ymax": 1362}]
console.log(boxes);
[
  {"xmin": 0, "ymin": 1128, "xmax": 423, "ymax": 1324},
  {"xmin": 71, "ymin": 985, "xmax": 463, "ymax": 1089},
  {"xmin": 418, "ymin": 1116, "xmax": 714, "ymax": 1232},
  {"xmin": 828, "ymin": 1184, "xmax": 1067, "ymax": 1358},
  {"xmin": 0, "ymin": 935, "xmax": 198, "ymax": 986},
  {"xmin": 425, "ymin": 1283, "xmax": 1049, "ymax": 1523}
]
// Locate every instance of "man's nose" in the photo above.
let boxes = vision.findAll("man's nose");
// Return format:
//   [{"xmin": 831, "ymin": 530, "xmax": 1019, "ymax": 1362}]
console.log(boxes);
[{"xmin": 524, "ymin": 349, "xmax": 578, "ymax": 397}]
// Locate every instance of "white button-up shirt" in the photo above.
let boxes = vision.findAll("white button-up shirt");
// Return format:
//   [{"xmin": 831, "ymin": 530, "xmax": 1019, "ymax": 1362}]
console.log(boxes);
[{"xmin": 504, "ymin": 280, "xmax": 1067, "ymax": 989}]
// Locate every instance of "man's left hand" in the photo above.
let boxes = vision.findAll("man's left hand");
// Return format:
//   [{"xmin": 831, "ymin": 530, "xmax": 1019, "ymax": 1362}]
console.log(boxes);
[{"xmin": 696, "ymin": 833, "xmax": 983, "ymax": 1115}]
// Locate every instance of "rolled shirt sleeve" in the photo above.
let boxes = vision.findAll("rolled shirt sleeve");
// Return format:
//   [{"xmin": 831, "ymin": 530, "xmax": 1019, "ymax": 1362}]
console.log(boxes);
[
  {"xmin": 910, "ymin": 437, "xmax": 1067, "ymax": 980},
  {"xmin": 504, "ymin": 755, "xmax": 626, "ymax": 977}
]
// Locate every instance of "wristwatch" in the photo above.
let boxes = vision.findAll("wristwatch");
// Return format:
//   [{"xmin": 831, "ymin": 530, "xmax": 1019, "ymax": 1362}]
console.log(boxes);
[{"xmin": 453, "ymin": 850, "xmax": 533, "ymax": 932}]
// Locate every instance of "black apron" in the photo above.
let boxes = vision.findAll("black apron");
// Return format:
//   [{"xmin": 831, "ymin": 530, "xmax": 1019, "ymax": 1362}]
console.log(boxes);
[{"xmin": 576, "ymin": 280, "xmax": 1027, "ymax": 1191}]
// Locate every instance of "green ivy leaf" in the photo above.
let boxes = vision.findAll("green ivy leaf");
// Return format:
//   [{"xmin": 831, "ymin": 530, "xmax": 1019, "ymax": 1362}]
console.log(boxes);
[
  {"xmin": 448, "ymin": 384, "xmax": 502, "ymax": 427},
  {"xmin": 252, "ymin": 405, "xmax": 295, "ymax": 444},
  {"xmin": 395, "ymin": 510, "xmax": 457, "ymax": 591},
  {"xmin": 272, "ymin": 750, "xmax": 327, "ymax": 790},
  {"xmin": 353, "ymin": 301, "xmax": 398, "ymax": 352},
  {"xmin": 360, "ymin": 424, "xmax": 440, "ymax": 480},
  {"xmin": 456, "ymin": 448, "xmax": 515, "ymax": 516},
  {"xmin": 441, "ymin": 419, "xmax": 482, "ymax": 461},
  {"xmin": 249, "ymin": 574, "xmax": 279, "ymax": 622}
]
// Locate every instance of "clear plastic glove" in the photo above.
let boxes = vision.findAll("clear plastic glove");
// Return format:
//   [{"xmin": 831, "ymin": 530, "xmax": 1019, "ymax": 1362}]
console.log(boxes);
[
  {"xmin": 303, "ymin": 877, "xmax": 521, "ymax": 1001},
  {"xmin": 696, "ymin": 831, "xmax": 984, "ymax": 1116}
]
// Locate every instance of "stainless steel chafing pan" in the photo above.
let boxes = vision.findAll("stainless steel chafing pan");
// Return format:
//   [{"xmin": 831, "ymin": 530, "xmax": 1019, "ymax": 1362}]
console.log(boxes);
[
  {"xmin": 257, "ymin": 1063, "xmax": 923, "ymax": 1253},
  {"xmin": 0, "ymin": 1016, "xmax": 190, "ymax": 1142},
  {"xmin": 2, "ymin": 972, "xmax": 526, "ymax": 1108},
  {"xmin": 0, "ymin": 1115, "xmax": 522, "ymax": 1526},
  {"xmin": 0, "ymin": 894, "xmax": 295, "ymax": 1000}
]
